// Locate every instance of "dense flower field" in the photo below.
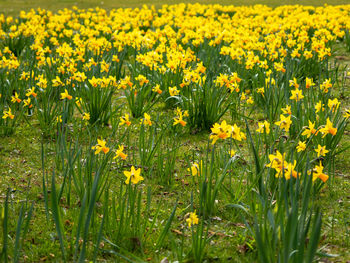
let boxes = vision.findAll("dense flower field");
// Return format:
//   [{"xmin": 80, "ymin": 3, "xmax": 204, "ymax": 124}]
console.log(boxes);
[{"xmin": 1, "ymin": 3, "xmax": 350, "ymax": 262}]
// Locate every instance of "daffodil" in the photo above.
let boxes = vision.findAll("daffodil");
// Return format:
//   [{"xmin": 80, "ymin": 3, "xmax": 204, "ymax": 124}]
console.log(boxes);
[
  {"xmin": 266, "ymin": 151, "xmax": 297, "ymax": 180},
  {"xmin": 152, "ymin": 84, "xmax": 162, "ymax": 94},
  {"xmin": 52, "ymin": 76, "xmax": 63, "ymax": 87},
  {"xmin": 319, "ymin": 118, "xmax": 337, "ymax": 137},
  {"xmin": 231, "ymin": 124, "xmax": 245, "ymax": 141},
  {"xmin": 173, "ymin": 113, "xmax": 187, "ymax": 127},
  {"xmin": 246, "ymin": 96, "xmax": 254, "ymax": 104},
  {"xmin": 20, "ymin": 71, "xmax": 29, "ymax": 80},
  {"xmin": 60, "ymin": 89, "xmax": 72, "ymax": 100},
  {"xmin": 274, "ymin": 62, "xmax": 285, "ymax": 72},
  {"xmin": 229, "ymin": 149, "xmax": 236, "ymax": 157},
  {"xmin": 23, "ymin": 98, "xmax": 32, "ymax": 108},
  {"xmin": 120, "ymin": 114, "xmax": 131, "ymax": 126},
  {"xmin": 320, "ymin": 78, "xmax": 332, "ymax": 93},
  {"xmin": 315, "ymin": 144, "xmax": 329, "ymax": 157},
  {"xmin": 56, "ymin": 115, "xmax": 62, "ymax": 123},
  {"xmin": 89, "ymin": 76, "xmax": 100, "ymax": 88},
  {"xmin": 140, "ymin": 113, "xmax": 152, "ymax": 126},
  {"xmin": 257, "ymin": 87, "xmax": 265, "ymax": 97},
  {"xmin": 75, "ymin": 97, "xmax": 83, "ymax": 108},
  {"xmin": 187, "ymin": 162, "xmax": 201, "ymax": 176},
  {"xmin": 290, "ymin": 88, "xmax": 304, "ymax": 101},
  {"xmin": 315, "ymin": 101, "xmax": 324, "ymax": 113},
  {"xmin": 305, "ymin": 77, "xmax": 315, "ymax": 89},
  {"xmin": 210, "ymin": 120, "xmax": 232, "ymax": 144},
  {"xmin": 256, "ymin": 120, "xmax": 270, "ymax": 134},
  {"xmin": 91, "ymin": 138, "xmax": 110, "ymax": 155},
  {"xmin": 124, "ymin": 166, "xmax": 143, "ymax": 185},
  {"xmin": 135, "ymin": 74, "xmax": 149, "ymax": 86},
  {"xmin": 327, "ymin": 98, "xmax": 340, "ymax": 113},
  {"xmin": 186, "ymin": 211, "xmax": 199, "ymax": 227},
  {"xmin": 112, "ymin": 55, "xmax": 119, "ymax": 62},
  {"xmin": 311, "ymin": 162, "xmax": 329, "ymax": 182},
  {"xmin": 11, "ymin": 92, "xmax": 21, "ymax": 103},
  {"xmin": 283, "ymin": 160, "xmax": 298, "ymax": 180},
  {"xmin": 169, "ymin": 86, "xmax": 180, "ymax": 96},
  {"xmin": 296, "ymin": 141, "xmax": 306, "ymax": 152},
  {"xmin": 344, "ymin": 109, "xmax": 350, "ymax": 119},
  {"xmin": 281, "ymin": 105, "xmax": 292, "ymax": 115},
  {"xmin": 275, "ymin": 114, "xmax": 292, "ymax": 132},
  {"xmin": 301, "ymin": 120, "xmax": 318, "ymax": 138},
  {"xmin": 289, "ymin": 77, "xmax": 299, "ymax": 89},
  {"xmin": 114, "ymin": 145, "xmax": 127, "ymax": 160},
  {"xmin": 266, "ymin": 150, "xmax": 286, "ymax": 171},
  {"xmin": 26, "ymin": 87, "xmax": 37, "ymax": 98},
  {"xmin": 2, "ymin": 108, "xmax": 15, "ymax": 120}
]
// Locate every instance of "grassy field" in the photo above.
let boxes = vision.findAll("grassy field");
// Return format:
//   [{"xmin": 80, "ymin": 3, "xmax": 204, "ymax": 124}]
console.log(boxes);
[
  {"xmin": 0, "ymin": 2, "xmax": 350, "ymax": 263},
  {"xmin": 1, "ymin": 0, "xmax": 350, "ymax": 15}
]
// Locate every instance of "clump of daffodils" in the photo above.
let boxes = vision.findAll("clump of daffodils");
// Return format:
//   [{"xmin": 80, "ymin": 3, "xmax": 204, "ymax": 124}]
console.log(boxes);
[{"xmin": 209, "ymin": 120, "xmax": 245, "ymax": 145}]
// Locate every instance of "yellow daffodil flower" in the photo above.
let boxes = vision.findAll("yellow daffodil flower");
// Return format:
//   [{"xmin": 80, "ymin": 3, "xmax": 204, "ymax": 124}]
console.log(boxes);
[
  {"xmin": 2, "ymin": 108, "xmax": 15, "ymax": 120},
  {"xmin": 91, "ymin": 138, "xmax": 110, "ymax": 155},
  {"xmin": 114, "ymin": 145, "xmax": 127, "ymax": 160},
  {"xmin": 186, "ymin": 211, "xmax": 199, "ymax": 227},
  {"xmin": 315, "ymin": 144, "xmax": 329, "ymax": 157},
  {"xmin": 60, "ymin": 89, "xmax": 72, "ymax": 100},
  {"xmin": 124, "ymin": 166, "xmax": 143, "ymax": 185}
]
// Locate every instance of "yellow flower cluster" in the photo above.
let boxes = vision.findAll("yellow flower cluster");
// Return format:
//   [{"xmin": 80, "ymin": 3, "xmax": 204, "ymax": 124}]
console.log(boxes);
[
  {"xmin": 210, "ymin": 120, "xmax": 246, "ymax": 145},
  {"xmin": 1, "ymin": 3, "xmax": 348, "ymax": 189},
  {"xmin": 266, "ymin": 151, "xmax": 298, "ymax": 180},
  {"xmin": 0, "ymin": 4, "xmax": 347, "ymax": 83}
]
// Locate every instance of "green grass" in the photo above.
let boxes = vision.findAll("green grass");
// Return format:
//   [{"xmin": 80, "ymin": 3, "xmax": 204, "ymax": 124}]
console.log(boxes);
[
  {"xmin": 0, "ymin": 122, "xmax": 254, "ymax": 262},
  {"xmin": 1, "ymin": 93, "xmax": 350, "ymax": 261},
  {"xmin": 2, "ymin": 118, "xmax": 350, "ymax": 261}
]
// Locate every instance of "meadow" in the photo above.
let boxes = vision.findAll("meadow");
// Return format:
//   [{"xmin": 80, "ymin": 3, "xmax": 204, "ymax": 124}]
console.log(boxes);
[{"xmin": 1, "ymin": 2, "xmax": 350, "ymax": 262}]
